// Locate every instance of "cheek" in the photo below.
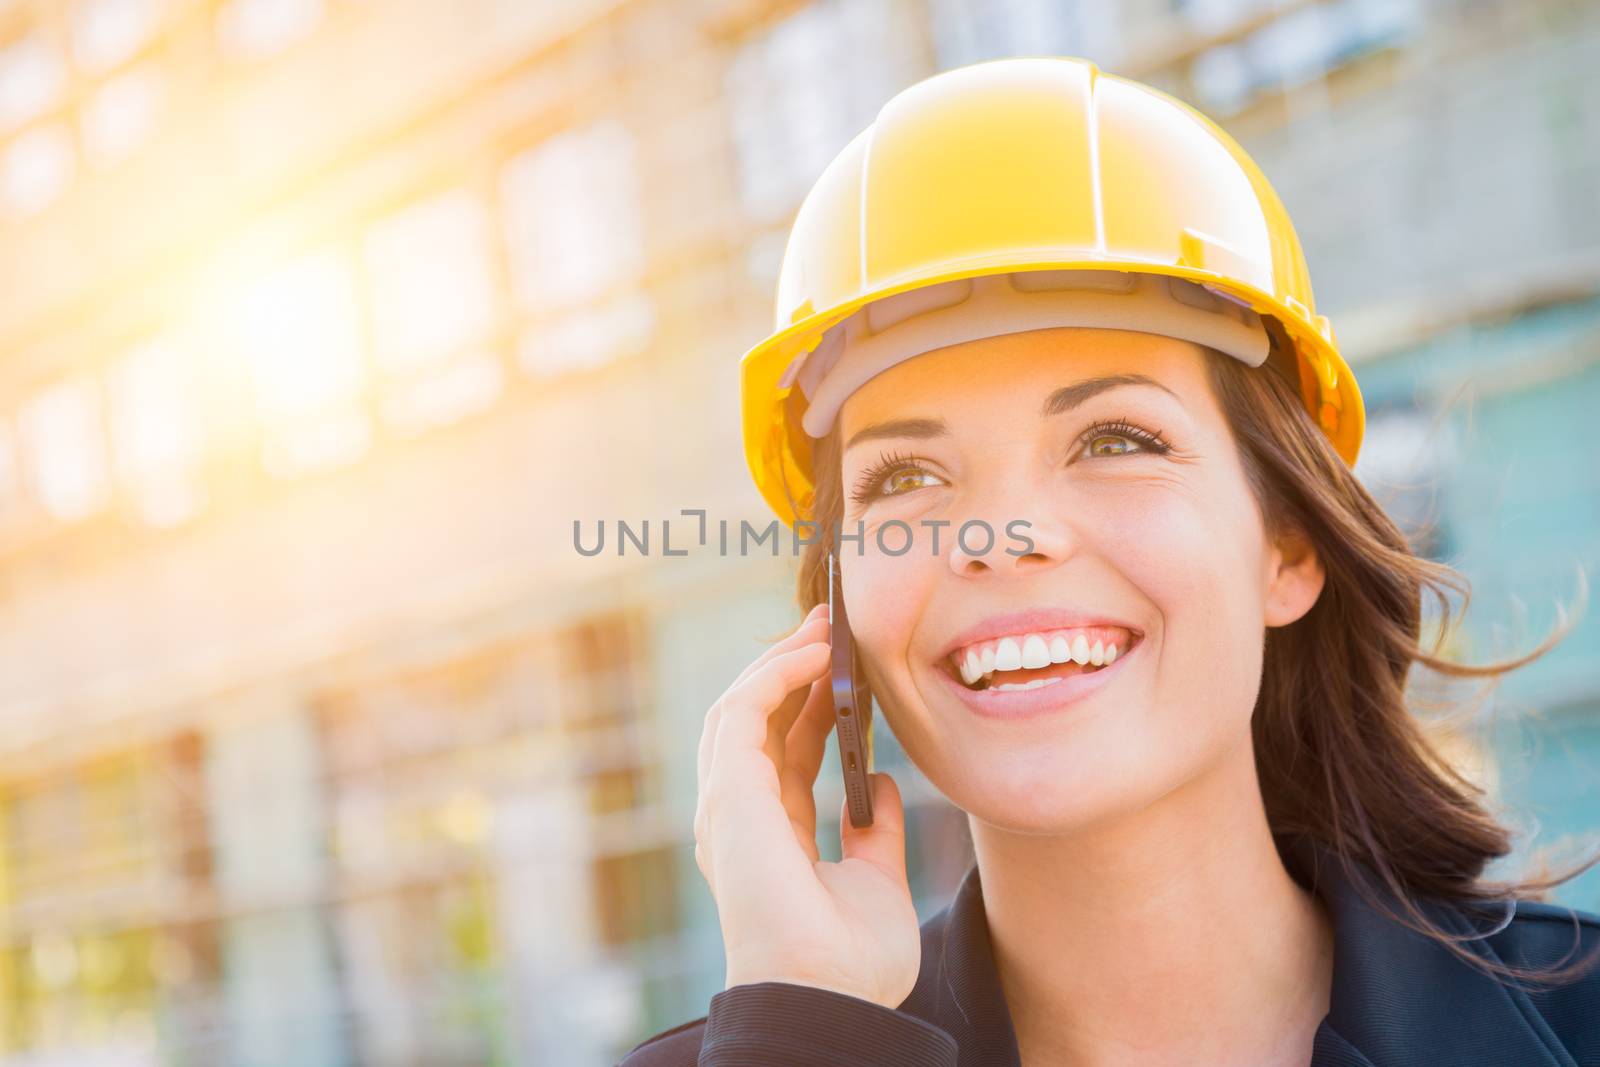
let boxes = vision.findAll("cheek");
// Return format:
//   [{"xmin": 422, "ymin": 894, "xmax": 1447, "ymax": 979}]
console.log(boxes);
[
  {"xmin": 1091, "ymin": 484, "xmax": 1263, "ymax": 633},
  {"xmin": 1094, "ymin": 488, "xmax": 1269, "ymax": 770},
  {"xmin": 839, "ymin": 544, "xmax": 933, "ymax": 671}
]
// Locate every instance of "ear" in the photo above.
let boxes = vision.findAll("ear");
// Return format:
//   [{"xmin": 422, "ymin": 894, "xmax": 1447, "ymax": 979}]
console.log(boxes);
[{"xmin": 1264, "ymin": 525, "xmax": 1325, "ymax": 628}]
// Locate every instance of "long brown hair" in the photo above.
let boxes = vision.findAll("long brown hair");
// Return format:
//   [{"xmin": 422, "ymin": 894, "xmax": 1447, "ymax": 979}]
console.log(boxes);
[{"xmin": 786, "ymin": 324, "xmax": 1600, "ymax": 989}]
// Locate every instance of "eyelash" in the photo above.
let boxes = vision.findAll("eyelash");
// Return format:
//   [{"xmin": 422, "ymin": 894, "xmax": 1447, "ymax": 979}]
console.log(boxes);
[{"xmin": 848, "ymin": 417, "xmax": 1173, "ymax": 505}]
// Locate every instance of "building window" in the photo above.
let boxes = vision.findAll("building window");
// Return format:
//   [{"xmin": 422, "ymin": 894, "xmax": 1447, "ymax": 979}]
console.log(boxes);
[
  {"xmin": 81, "ymin": 64, "xmax": 165, "ymax": 167},
  {"xmin": 502, "ymin": 118, "xmax": 646, "ymax": 314},
  {"xmin": 216, "ymin": 0, "xmax": 324, "ymax": 61},
  {"xmin": 515, "ymin": 292, "xmax": 654, "ymax": 378},
  {"xmin": 363, "ymin": 189, "xmax": 504, "ymax": 434},
  {"xmin": 725, "ymin": 0, "xmax": 918, "ymax": 221},
  {"xmin": 0, "ymin": 34, "xmax": 67, "ymax": 133},
  {"xmin": 1189, "ymin": 41, "xmax": 1254, "ymax": 115},
  {"xmin": 18, "ymin": 376, "xmax": 111, "ymax": 523},
  {"xmin": 70, "ymin": 0, "xmax": 164, "ymax": 76},
  {"xmin": 593, "ymin": 846, "xmax": 678, "ymax": 947},
  {"xmin": 1184, "ymin": 0, "xmax": 1424, "ymax": 116},
  {"xmin": 2, "ymin": 122, "xmax": 75, "ymax": 217},
  {"xmin": 1179, "ymin": 0, "xmax": 1265, "ymax": 34},
  {"xmin": 928, "ymin": 0, "xmax": 1123, "ymax": 71},
  {"xmin": 501, "ymin": 117, "xmax": 654, "ymax": 376},
  {"xmin": 107, "ymin": 335, "xmax": 205, "ymax": 527},
  {"xmin": 225, "ymin": 251, "xmax": 372, "ymax": 479}
]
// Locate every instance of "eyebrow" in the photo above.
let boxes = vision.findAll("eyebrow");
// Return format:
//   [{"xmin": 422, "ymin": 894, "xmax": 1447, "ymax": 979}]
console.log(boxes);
[
  {"xmin": 843, "ymin": 416, "xmax": 948, "ymax": 453},
  {"xmin": 1041, "ymin": 374, "xmax": 1179, "ymax": 416},
  {"xmin": 842, "ymin": 375, "xmax": 1179, "ymax": 452}
]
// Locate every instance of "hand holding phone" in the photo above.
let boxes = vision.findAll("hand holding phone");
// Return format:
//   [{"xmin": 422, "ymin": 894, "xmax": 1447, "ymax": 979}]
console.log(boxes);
[{"xmin": 690, "ymin": 566, "xmax": 920, "ymax": 1010}]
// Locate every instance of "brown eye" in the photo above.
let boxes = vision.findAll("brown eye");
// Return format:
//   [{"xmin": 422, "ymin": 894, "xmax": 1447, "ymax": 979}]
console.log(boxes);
[
  {"xmin": 1086, "ymin": 434, "xmax": 1141, "ymax": 458},
  {"xmin": 883, "ymin": 468, "xmax": 939, "ymax": 495},
  {"xmin": 1077, "ymin": 418, "xmax": 1172, "ymax": 460},
  {"xmin": 849, "ymin": 449, "xmax": 946, "ymax": 505}
]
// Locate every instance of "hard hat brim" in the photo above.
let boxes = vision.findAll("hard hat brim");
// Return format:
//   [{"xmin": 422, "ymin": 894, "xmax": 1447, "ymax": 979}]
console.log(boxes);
[{"xmin": 741, "ymin": 256, "xmax": 1364, "ymax": 527}]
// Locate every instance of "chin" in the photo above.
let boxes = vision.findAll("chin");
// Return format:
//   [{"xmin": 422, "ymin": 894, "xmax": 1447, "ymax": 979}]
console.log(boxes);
[
  {"xmin": 936, "ymin": 742, "xmax": 1172, "ymax": 837},
  {"xmin": 880, "ymin": 675, "xmax": 1220, "ymax": 834}
]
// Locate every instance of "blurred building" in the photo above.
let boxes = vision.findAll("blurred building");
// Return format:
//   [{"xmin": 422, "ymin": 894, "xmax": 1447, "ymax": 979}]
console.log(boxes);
[{"xmin": 0, "ymin": 0, "xmax": 1592, "ymax": 1064}]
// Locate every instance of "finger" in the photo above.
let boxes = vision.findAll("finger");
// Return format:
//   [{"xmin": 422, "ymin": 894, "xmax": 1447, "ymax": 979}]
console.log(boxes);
[
  {"xmin": 700, "ymin": 604, "xmax": 824, "ymax": 798},
  {"xmin": 782, "ymin": 674, "xmax": 836, "ymax": 797},
  {"xmin": 839, "ymin": 772, "xmax": 908, "ymax": 883},
  {"xmin": 762, "ymin": 652, "xmax": 826, "ymax": 774},
  {"xmin": 698, "ymin": 609, "xmax": 826, "ymax": 843},
  {"xmin": 715, "ymin": 641, "xmax": 831, "ymax": 756},
  {"xmin": 760, "ymin": 684, "xmax": 804, "ymax": 836},
  {"xmin": 778, "ymin": 677, "xmax": 833, "ymax": 863},
  {"xmin": 728, "ymin": 604, "xmax": 828, "ymax": 691},
  {"xmin": 713, "ymin": 643, "xmax": 832, "ymax": 819}
]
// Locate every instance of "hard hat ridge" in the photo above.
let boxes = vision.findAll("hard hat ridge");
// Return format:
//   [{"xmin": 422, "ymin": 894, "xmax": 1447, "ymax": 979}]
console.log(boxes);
[{"xmin": 782, "ymin": 269, "xmax": 1272, "ymax": 439}]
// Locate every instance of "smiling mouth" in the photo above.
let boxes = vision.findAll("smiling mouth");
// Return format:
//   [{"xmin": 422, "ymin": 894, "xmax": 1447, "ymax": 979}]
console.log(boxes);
[{"xmin": 942, "ymin": 628, "xmax": 1140, "ymax": 692}]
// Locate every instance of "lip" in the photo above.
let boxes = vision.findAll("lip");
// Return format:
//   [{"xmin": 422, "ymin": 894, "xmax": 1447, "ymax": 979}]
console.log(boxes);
[
  {"xmin": 934, "ymin": 632, "xmax": 1143, "ymax": 721},
  {"xmin": 937, "ymin": 607, "xmax": 1145, "ymax": 664}
]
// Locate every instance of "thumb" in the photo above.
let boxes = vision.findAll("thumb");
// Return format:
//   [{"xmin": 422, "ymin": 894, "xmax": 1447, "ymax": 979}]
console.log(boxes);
[{"xmin": 840, "ymin": 772, "xmax": 908, "ymax": 882}]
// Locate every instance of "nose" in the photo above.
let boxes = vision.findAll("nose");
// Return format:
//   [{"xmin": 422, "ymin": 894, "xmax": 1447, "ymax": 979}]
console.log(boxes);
[{"xmin": 946, "ymin": 506, "xmax": 1073, "ymax": 579}]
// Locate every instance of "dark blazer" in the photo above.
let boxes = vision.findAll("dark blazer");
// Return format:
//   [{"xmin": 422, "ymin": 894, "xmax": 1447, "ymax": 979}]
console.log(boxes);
[{"xmin": 619, "ymin": 832, "xmax": 1600, "ymax": 1066}]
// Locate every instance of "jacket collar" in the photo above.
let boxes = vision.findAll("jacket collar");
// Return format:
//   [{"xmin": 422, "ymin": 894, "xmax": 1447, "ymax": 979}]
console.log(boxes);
[{"xmin": 906, "ymin": 831, "xmax": 1573, "ymax": 1067}]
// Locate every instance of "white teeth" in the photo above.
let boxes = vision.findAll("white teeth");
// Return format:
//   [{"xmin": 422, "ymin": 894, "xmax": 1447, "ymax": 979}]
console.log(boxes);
[
  {"xmin": 1021, "ymin": 635, "xmax": 1051, "ymax": 669},
  {"xmin": 993, "ymin": 676, "xmax": 1064, "ymax": 692},
  {"xmin": 950, "ymin": 629, "xmax": 1135, "ymax": 689},
  {"xmin": 1071, "ymin": 634, "xmax": 1091, "ymax": 665}
]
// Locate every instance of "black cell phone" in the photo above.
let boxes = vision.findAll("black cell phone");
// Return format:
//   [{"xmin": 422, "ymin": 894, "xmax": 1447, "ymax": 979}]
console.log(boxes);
[{"xmin": 827, "ymin": 552, "xmax": 875, "ymax": 828}]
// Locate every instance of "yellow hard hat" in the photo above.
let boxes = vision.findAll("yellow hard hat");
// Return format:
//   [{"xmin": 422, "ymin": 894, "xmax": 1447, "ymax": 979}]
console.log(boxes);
[{"xmin": 740, "ymin": 56, "xmax": 1364, "ymax": 526}]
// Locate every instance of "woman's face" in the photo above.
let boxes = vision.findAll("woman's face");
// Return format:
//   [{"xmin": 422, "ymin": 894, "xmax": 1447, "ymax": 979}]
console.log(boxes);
[{"xmin": 836, "ymin": 327, "xmax": 1324, "ymax": 835}]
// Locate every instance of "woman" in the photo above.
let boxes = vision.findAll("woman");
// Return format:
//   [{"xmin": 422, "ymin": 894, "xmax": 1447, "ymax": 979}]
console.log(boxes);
[{"xmin": 621, "ymin": 57, "xmax": 1600, "ymax": 1066}]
